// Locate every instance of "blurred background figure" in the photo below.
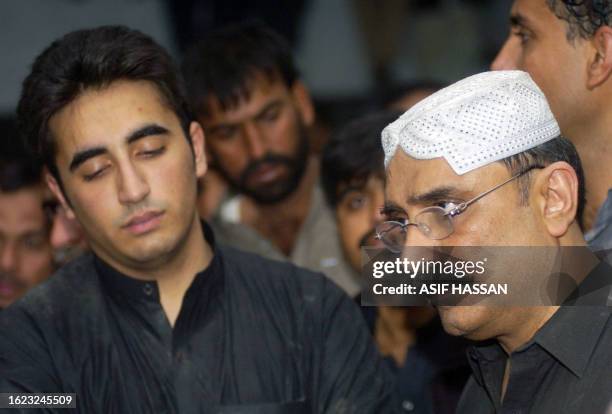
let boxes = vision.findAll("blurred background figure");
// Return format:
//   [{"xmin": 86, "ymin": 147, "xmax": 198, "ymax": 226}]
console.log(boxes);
[
  {"xmin": 43, "ymin": 198, "xmax": 88, "ymax": 267},
  {"xmin": 321, "ymin": 112, "xmax": 471, "ymax": 414},
  {"xmin": 196, "ymin": 169, "xmax": 229, "ymax": 220},
  {"xmin": 182, "ymin": 21, "xmax": 359, "ymax": 295},
  {"xmin": 380, "ymin": 80, "xmax": 446, "ymax": 111},
  {"xmin": 0, "ymin": 158, "xmax": 54, "ymax": 309}
]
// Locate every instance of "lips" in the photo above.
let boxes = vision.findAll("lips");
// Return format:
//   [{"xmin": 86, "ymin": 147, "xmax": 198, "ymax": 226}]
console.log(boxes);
[
  {"xmin": 248, "ymin": 164, "xmax": 282, "ymax": 184},
  {"xmin": 0, "ymin": 279, "xmax": 16, "ymax": 298},
  {"xmin": 122, "ymin": 210, "xmax": 164, "ymax": 235}
]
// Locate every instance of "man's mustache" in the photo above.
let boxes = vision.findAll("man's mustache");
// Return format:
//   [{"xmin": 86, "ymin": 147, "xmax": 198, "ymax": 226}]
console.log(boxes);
[
  {"xmin": 112, "ymin": 200, "xmax": 169, "ymax": 228},
  {"xmin": 0, "ymin": 271, "xmax": 25, "ymax": 290},
  {"xmin": 239, "ymin": 153, "xmax": 293, "ymax": 185}
]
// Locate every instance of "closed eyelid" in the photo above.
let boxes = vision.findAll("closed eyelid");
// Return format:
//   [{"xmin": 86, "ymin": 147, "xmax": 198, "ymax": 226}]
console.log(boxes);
[{"xmin": 132, "ymin": 137, "xmax": 165, "ymax": 151}]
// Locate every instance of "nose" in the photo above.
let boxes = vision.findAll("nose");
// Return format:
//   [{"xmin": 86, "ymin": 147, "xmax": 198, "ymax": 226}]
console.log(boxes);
[
  {"xmin": 0, "ymin": 242, "xmax": 17, "ymax": 273},
  {"xmin": 243, "ymin": 122, "xmax": 266, "ymax": 159},
  {"xmin": 404, "ymin": 224, "xmax": 435, "ymax": 248},
  {"xmin": 490, "ymin": 37, "xmax": 520, "ymax": 71},
  {"xmin": 117, "ymin": 162, "xmax": 150, "ymax": 205},
  {"xmin": 371, "ymin": 193, "xmax": 386, "ymax": 227}
]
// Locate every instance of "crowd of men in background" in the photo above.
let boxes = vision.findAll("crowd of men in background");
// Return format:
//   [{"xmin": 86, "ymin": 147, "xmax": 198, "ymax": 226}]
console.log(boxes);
[{"xmin": 0, "ymin": 1, "xmax": 611, "ymax": 413}]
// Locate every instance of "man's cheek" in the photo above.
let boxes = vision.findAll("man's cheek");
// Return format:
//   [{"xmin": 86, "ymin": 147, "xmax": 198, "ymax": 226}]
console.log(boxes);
[
  {"xmin": 339, "ymin": 214, "xmax": 366, "ymax": 246},
  {"xmin": 20, "ymin": 256, "xmax": 47, "ymax": 285}
]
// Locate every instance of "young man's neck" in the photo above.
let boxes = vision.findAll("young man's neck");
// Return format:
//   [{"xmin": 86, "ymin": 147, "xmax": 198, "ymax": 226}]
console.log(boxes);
[
  {"xmin": 569, "ymin": 117, "xmax": 612, "ymax": 231},
  {"xmin": 241, "ymin": 156, "xmax": 319, "ymax": 256},
  {"xmin": 95, "ymin": 214, "xmax": 212, "ymax": 326},
  {"xmin": 156, "ymin": 216, "xmax": 212, "ymax": 325}
]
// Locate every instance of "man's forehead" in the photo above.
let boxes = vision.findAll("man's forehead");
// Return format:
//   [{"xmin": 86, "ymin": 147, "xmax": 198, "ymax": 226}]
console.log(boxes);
[
  {"xmin": 510, "ymin": 0, "xmax": 555, "ymax": 24},
  {"xmin": 337, "ymin": 173, "xmax": 384, "ymax": 195},
  {"xmin": 386, "ymin": 151, "xmax": 462, "ymax": 188},
  {"xmin": 385, "ymin": 151, "xmax": 504, "ymax": 203},
  {"xmin": 202, "ymin": 75, "xmax": 289, "ymax": 124},
  {"xmin": 50, "ymin": 81, "xmax": 172, "ymax": 155},
  {"xmin": 0, "ymin": 188, "xmax": 46, "ymax": 227}
]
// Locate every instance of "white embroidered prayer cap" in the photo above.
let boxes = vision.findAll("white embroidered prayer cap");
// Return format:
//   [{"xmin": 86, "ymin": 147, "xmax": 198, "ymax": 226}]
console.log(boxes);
[{"xmin": 381, "ymin": 70, "xmax": 560, "ymax": 175}]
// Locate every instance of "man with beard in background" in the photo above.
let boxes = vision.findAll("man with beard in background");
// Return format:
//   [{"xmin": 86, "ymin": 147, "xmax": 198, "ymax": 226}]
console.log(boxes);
[
  {"xmin": 0, "ymin": 158, "xmax": 54, "ymax": 309},
  {"xmin": 0, "ymin": 25, "xmax": 392, "ymax": 412},
  {"xmin": 182, "ymin": 21, "xmax": 359, "ymax": 296},
  {"xmin": 42, "ymin": 198, "xmax": 88, "ymax": 266},
  {"xmin": 321, "ymin": 112, "xmax": 471, "ymax": 414}
]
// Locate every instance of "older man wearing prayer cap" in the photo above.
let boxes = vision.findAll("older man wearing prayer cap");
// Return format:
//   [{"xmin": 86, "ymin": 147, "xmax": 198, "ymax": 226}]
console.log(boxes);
[{"xmin": 378, "ymin": 70, "xmax": 612, "ymax": 413}]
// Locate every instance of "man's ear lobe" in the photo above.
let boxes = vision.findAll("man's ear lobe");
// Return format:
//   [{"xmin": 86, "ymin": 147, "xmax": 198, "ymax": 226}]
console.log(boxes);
[
  {"xmin": 536, "ymin": 162, "xmax": 579, "ymax": 237},
  {"xmin": 46, "ymin": 172, "xmax": 76, "ymax": 220},
  {"xmin": 189, "ymin": 121, "xmax": 208, "ymax": 179},
  {"xmin": 587, "ymin": 26, "xmax": 612, "ymax": 89}
]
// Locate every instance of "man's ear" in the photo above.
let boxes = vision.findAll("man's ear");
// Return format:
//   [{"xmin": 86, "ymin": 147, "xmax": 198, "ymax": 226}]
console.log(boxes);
[
  {"xmin": 534, "ymin": 161, "xmax": 579, "ymax": 237},
  {"xmin": 189, "ymin": 121, "xmax": 208, "ymax": 179},
  {"xmin": 587, "ymin": 26, "xmax": 612, "ymax": 89},
  {"xmin": 291, "ymin": 80, "xmax": 315, "ymax": 127},
  {"xmin": 46, "ymin": 172, "xmax": 76, "ymax": 220}
]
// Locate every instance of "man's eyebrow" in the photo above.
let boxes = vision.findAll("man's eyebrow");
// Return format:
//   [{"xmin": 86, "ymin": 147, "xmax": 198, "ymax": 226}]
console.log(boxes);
[
  {"xmin": 69, "ymin": 124, "xmax": 169, "ymax": 172},
  {"xmin": 205, "ymin": 101, "xmax": 283, "ymax": 135},
  {"xmin": 69, "ymin": 147, "xmax": 107, "ymax": 172},
  {"xmin": 336, "ymin": 183, "xmax": 366, "ymax": 202},
  {"xmin": 126, "ymin": 124, "xmax": 170, "ymax": 144},
  {"xmin": 510, "ymin": 13, "xmax": 529, "ymax": 29},
  {"xmin": 380, "ymin": 201, "xmax": 405, "ymax": 216},
  {"xmin": 254, "ymin": 100, "xmax": 282, "ymax": 120},
  {"xmin": 20, "ymin": 229, "xmax": 46, "ymax": 239},
  {"xmin": 407, "ymin": 186, "xmax": 460, "ymax": 205}
]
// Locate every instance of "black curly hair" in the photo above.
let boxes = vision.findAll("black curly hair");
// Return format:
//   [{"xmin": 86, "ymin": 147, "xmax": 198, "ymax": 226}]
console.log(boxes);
[{"xmin": 547, "ymin": 0, "xmax": 612, "ymax": 40}]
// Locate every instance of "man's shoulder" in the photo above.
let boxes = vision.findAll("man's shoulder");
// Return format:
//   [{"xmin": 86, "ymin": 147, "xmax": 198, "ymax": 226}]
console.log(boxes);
[
  {"xmin": 220, "ymin": 244, "xmax": 328, "ymax": 284},
  {"xmin": 1, "ymin": 253, "xmax": 101, "ymax": 323},
  {"xmin": 218, "ymin": 245, "xmax": 349, "ymax": 306}
]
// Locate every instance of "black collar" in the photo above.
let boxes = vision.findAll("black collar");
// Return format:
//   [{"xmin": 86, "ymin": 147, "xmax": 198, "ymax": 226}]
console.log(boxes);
[
  {"xmin": 534, "ymin": 260, "xmax": 612, "ymax": 377},
  {"xmin": 95, "ymin": 221, "xmax": 221, "ymax": 303},
  {"xmin": 468, "ymin": 260, "xmax": 612, "ymax": 383}
]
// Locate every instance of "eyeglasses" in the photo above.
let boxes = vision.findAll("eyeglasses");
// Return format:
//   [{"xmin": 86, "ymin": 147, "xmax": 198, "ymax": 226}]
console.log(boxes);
[{"xmin": 375, "ymin": 165, "xmax": 544, "ymax": 252}]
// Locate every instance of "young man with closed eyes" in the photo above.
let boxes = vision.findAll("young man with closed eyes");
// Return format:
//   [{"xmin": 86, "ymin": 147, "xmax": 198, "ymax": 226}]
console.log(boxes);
[{"xmin": 0, "ymin": 25, "xmax": 392, "ymax": 413}]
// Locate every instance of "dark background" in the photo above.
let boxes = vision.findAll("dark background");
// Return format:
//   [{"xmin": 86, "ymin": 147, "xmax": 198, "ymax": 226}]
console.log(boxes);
[{"xmin": 0, "ymin": 0, "xmax": 513, "ymax": 157}]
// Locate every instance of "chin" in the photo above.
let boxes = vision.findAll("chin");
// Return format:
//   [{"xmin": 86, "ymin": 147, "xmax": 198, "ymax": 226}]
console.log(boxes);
[
  {"xmin": 437, "ymin": 305, "xmax": 495, "ymax": 340},
  {"xmin": 126, "ymin": 234, "xmax": 179, "ymax": 265}
]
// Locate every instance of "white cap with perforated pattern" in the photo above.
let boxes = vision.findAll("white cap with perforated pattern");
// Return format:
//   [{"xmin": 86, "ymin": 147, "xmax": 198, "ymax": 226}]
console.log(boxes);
[{"xmin": 381, "ymin": 70, "xmax": 560, "ymax": 175}]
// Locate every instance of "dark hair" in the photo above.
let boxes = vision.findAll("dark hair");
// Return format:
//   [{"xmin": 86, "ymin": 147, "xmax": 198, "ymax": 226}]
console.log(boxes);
[
  {"xmin": 0, "ymin": 157, "xmax": 43, "ymax": 193},
  {"xmin": 181, "ymin": 20, "xmax": 298, "ymax": 118},
  {"xmin": 547, "ymin": 0, "xmax": 612, "ymax": 40},
  {"xmin": 321, "ymin": 111, "xmax": 402, "ymax": 207},
  {"xmin": 379, "ymin": 80, "xmax": 446, "ymax": 109},
  {"xmin": 500, "ymin": 136, "xmax": 586, "ymax": 228},
  {"xmin": 17, "ymin": 25, "xmax": 192, "ymax": 182}
]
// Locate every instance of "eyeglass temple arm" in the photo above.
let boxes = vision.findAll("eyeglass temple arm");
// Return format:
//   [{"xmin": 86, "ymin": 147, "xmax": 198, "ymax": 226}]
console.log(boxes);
[{"xmin": 451, "ymin": 164, "xmax": 545, "ymax": 215}]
